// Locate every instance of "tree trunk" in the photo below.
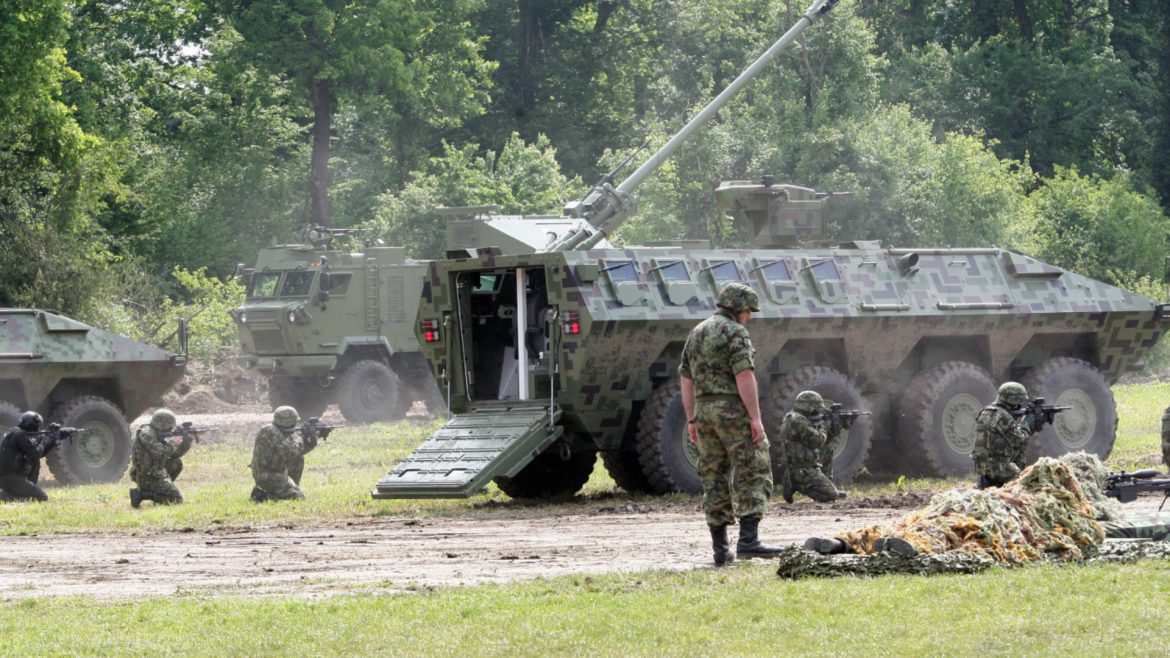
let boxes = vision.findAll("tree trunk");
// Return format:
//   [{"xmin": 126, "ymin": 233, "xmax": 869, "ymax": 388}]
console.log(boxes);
[
  {"xmin": 310, "ymin": 78, "xmax": 333, "ymax": 227},
  {"xmin": 517, "ymin": 0, "xmax": 539, "ymax": 112},
  {"xmin": 1012, "ymin": 0, "xmax": 1035, "ymax": 45}
]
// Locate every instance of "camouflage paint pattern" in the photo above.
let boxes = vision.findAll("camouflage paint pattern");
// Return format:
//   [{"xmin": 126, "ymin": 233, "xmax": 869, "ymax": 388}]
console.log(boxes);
[
  {"xmin": 695, "ymin": 399, "xmax": 772, "ymax": 526},
  {"xmin": 251, "ymin": 423, "xmax": 310, "ymax": 500},
  {"xmin": 779, "ymin": 410, "xmax": 840, "ymax": 502},
  {"xmin": 130, "ymin": 425, "xmax": 190, "ymax": 504},
  {"xmin": 973, "ymin": 403, "xmax": 1033, "ymax": 483},
  {"xmin": 0, "ymin": 309, "xmax": 186, "ymax": 419}
]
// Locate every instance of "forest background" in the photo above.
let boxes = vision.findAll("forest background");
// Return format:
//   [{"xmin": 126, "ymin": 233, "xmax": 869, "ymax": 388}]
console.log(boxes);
[{"xmin": 3, "ymin": 0, "xmax": 1169, "ymax": 365}]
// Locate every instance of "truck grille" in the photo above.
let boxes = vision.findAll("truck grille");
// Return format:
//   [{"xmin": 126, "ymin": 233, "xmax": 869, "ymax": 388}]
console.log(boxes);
[{"xmin": 250, "ymin": 329, "xmax": 287, "ymax": 354}]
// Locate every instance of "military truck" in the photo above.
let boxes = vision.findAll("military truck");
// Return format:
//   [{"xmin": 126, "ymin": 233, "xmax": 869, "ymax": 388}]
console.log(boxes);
[
  {"xmin": 372, "ymin": 0, "xmax": 1169, "ymax": 499},
  {"xmin": 234, "ymin": 216, "xmax": 610, "ymax": 425},
  {"xmin": 0, "ymin": 309, "xmax": 188, "ymax": 484}
]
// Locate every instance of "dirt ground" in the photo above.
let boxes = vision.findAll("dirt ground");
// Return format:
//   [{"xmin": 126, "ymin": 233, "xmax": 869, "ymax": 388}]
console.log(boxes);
[{"xmin": 1, "ymin": 409, "xmax": 1163, "ymax": 600}]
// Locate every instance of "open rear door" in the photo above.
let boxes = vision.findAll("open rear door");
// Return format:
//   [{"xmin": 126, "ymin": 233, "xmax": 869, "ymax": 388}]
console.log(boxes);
[{"xmin": 372, "ymin": 402, "xmax": 562, "ymax": 498}]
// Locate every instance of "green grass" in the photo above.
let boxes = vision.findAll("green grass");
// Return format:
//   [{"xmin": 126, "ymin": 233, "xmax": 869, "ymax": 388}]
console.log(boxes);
[{"xmin": 1, "ymin": 560, "xmax": 1168, "ymax": 656}]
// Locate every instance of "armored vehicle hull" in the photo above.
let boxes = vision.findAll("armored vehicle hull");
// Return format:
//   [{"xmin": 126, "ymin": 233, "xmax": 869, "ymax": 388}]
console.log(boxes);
[
  {"xmin": 373, "ymin": 245, "xmax": 1167, "ymax": 498},
  {"xmin": 0, "ymin": 309, "xmax": 187, "ymax": 484}
]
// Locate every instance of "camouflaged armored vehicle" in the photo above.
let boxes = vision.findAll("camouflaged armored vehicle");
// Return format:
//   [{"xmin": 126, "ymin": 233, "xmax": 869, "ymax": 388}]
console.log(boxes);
[
  {"xmin": 0, "ymin": 309, "xmax": 188, "ymax": 484},
  {"xmin": 234, "ymin": 215, "xmax": 609, "ymax": 425},
  {"xmin": 372, "ymin": 0, "xmax": 1170, "ymax": 499}
]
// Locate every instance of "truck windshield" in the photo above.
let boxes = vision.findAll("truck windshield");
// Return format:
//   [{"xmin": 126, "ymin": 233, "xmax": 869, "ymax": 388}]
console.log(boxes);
[
  {"xmin": 247, "ymin": 272, "xmax": 282, "ymax": 299},
  {"xmin": 280, "ymin": 271, "xmax": 317, "ymax": 297}
]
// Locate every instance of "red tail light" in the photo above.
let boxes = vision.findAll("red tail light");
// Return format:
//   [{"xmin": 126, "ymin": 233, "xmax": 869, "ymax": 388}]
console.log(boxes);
[
  {"xmin": 420, "ymin": 319, "xmax": 442, "ymax": 343},
  {"xmin": 562, "ymin": 311, "xmax": 580, "ymax": 335}
]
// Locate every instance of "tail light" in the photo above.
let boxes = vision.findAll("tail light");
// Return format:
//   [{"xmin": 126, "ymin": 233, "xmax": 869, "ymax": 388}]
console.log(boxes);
[
  {"xmin": 562, "ymin": 311, "xmax": 580, "ymax": 335},
  {"xmin": 420, "ymin": 319, "xmax": 442, "ymax": 343}
]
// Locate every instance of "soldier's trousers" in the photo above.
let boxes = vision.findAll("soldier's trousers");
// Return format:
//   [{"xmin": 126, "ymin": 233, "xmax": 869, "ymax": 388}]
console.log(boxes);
[
  {"xmin": 253, "ymin": 471, "xmax": 305, "ymax": 500},
  {"xmin": 0, "ymin": 474, "xmax": 48, "ymax": 502},
  {"xmin": 695, "ymin": 399, "xmax": 773, "ymax": 527},
  {"xmin": 788, "ymin": 465, "xmax": 839, "ymax": 503},
  {"xmin": 137, "ymin": 476, "xmax": 183, "ymax": 504}
]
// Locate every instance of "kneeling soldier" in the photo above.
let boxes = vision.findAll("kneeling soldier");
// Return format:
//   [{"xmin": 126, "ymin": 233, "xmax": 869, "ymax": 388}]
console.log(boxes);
[
  {"xmin": 250, "ymin": 406, "xmax": 318, "ymax": 502},
  {"xmin": 129, "ymin": 408, "xmax": 195, "ymax": 507}
]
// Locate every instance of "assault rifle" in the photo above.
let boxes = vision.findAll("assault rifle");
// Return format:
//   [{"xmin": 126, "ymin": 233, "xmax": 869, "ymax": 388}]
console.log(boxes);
[
  {"xmin": 158, "ymin": 421, "xmax": 214, "ymax": 443},
  {"xmin": 30, "ymin": 423, "xmax": 80, "ymax": 446},
  {"xmin": 1105, "ymin": 468, "xmax": 1170, "ymax": 508},
  {"xmin": 810, "ymin": 403, "xmax": 871, "ymax": 436},
  {"xmin": 298, "ymin": 417, "xmax": 344, "ymax": 440},
  {"xmin": 1010, "ymin": 397, "xmax": 1071, "ymax": 432}
]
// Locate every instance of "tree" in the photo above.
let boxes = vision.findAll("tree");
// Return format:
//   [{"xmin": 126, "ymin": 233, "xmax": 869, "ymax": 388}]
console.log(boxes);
[{"xmin": 219, "ymin": 0, "xmax": 492, "ymax": 226}]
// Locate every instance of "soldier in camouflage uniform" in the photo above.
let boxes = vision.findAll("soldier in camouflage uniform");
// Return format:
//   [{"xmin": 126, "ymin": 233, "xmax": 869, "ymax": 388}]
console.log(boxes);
[
  {"xmin": 817, "ymin": 398, "xmax": 843, "ymax": 481},
  {"xmin": 250, "ymin": 406, "xmax": 317, "ymax": 502},
  {"xmin": 779, "ymin": 391, "xmax": 845, "ymax": 503},
  {"xmin": 973, "ymin": 382, "xmax": 1035, "ymax": 489},
  {"xmin": 129, "ymin": 408, "xmax": 195, "ymax": 507},
  {"xmin": 679, "ymin": 281, "xmax": 781, "ymax": 566}
]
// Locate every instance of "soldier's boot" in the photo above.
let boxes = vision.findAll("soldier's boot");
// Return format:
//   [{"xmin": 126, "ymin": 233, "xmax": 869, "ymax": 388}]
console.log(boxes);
[
  {"xmin": 782, "ymin": 478, "xmax": 795, "ymax": 504},
  {"xmin": 709, "ymin": 525, "xmax": 735, "ymax": 567},
  {"xmin": 872, "ymin": 536, "xmax": 918, "ymax": 557},
  {"xmin": 736, "ymin": 516, "xmax": 784, "ymax": 558},
  {"xmin": 250, "ymin": 487, "xmax": 268, "ymax": 503},
  {"xmin": 803, "ymin": 537, "xmax": 847, "ymax": 555},
  {"xmin": 836, "ymin": 490, "xmax": 848, "ymax": 499},
  {"xmin": 129, "ymin": 488, "xmax": 142, "ymax": 509}
]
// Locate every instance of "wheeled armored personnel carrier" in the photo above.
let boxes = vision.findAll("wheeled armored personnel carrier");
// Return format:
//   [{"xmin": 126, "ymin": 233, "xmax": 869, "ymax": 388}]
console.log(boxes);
[
  {"xmin": 234, "ymin": 216, "xmax": 610, "ymax": 424},
  {"xmin": 0, "ymin": 309, "xmax": 188, "ymax": 484},
  {"xmin": 372, "ymin": 0, "xmax": 1170, "ymax": 499}
]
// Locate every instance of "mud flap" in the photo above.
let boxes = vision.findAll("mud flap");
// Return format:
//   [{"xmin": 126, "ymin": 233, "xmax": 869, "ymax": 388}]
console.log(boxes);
[{"xmin": 372, "ymin": 403, "xmax": 562, "ymax": 499}]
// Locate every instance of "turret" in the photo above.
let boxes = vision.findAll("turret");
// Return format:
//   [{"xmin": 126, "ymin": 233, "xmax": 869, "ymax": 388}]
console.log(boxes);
[{"xmin": 544, "ymin": 0, "xmax": 840, "ymax": 252}]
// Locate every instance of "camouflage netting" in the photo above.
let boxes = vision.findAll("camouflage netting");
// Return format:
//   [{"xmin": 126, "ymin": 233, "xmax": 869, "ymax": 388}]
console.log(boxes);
[{"xmin": 777, "ymin": 455, "xmax": 1137, "ymax": 579}]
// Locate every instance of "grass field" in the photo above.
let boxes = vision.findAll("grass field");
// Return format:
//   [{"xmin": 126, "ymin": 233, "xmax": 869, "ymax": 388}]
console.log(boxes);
[{"xmin": 1, "ymin": 382, "xmax": 1168, "ymax": 655}]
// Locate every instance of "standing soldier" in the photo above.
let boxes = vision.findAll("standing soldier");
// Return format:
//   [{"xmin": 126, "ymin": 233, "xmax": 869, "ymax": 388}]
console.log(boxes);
[
  {"xmin": 0, "ymin": 412, "xmax": 58, "ymax": 501},
  {"xmin": 129, "ymin": 408, "xmax": 196, "ymax": 508},
  {"xmin": 250, "ymin": 406, "xmax": 318, "ymax": 502},
  {"xmin": 679, "ymin": 281, "xmax": 782, "ymax": 567},
  {"xmin": 779, "ymin": 391, "xmax": 846, "ymax": 503},
  {"xmin": 973, "ymin": 382, "xmax": 1035, "ymax": 489}
]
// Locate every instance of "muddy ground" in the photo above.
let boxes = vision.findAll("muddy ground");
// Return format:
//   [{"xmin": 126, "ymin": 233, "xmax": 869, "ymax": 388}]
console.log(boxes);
[{"xmin": 0, "ymin": 409, "xmax": 1163, "ymax": 600}]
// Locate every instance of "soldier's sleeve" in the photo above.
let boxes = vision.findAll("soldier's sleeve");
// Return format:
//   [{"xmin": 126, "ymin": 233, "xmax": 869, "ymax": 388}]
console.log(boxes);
[
  {"xmin": 793, "ymin": 416, "xmax": 826, "ymax": 450},
  {"xmin": 678, "ymin": 333, "xmax": 694, "ymax": 379},
  {"xmin": 141, "ymin": 428, "xmax": 177, "ymax": 459},
  {"xmin": 274, "ymin": 429, "xmax": 304, "ymax": 459},
  {"xmin": 725, "ymin": 324, "xmax": 755, "ymax": 374}
]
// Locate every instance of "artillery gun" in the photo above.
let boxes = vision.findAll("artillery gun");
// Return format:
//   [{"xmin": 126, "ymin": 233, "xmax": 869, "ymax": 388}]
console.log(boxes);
[
  {"xmin": 233, "ymin": 210, "xmax": 609, "ymax": 425},
  {"xmin": 373, "ymin": 0, "xmax": 1170, "ymax": 499},
  {"xmin": 0, "ymin": 309, "xmax": 188, "ymax": 484}
]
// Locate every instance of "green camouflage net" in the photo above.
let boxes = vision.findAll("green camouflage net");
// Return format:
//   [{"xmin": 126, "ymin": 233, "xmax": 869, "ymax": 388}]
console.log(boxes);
[{"xmin": 777, "ymin": 455, "xmax": 1138, "ymax": 578}]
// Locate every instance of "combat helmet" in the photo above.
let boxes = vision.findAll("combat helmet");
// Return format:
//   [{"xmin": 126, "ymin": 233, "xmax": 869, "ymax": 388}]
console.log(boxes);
[
  {"xmin": 18, "ymin": 411, "xmax": 43, "ymax": 432},
  {"xmin": 997, "ymin": 382, "xmax": 1028, "ymax": 407},
  {"xmin": 150, "ymin": 408, "xmax": 177, "ymax": 432},
  {"xmin": 716, "ymin": 282, "xmax": 761, "ymax": 314},
  {"xmin": 274, "ymin": 405, "xmax": 300, "ymax": 429},
  {"xmin": 794, "ymin": 390, "xmax": 824, "ymax": 415}
]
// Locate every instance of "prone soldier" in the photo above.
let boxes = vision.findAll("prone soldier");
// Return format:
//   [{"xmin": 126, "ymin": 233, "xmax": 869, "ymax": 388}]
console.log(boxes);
[
  {"xmin": 0, "ymin": 412, "xmax": 73, "ymax": 501},
  {"xmin": 129, "ymin": 409, "xmax": 207, "ymax": 507}
]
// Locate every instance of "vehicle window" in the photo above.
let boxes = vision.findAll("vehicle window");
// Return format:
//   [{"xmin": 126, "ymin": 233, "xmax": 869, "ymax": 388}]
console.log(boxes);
[
  {"xmin": 809, "ymin": 259, "xmax": 840, "ymax": 282},
  {"xmin": 657, "ymin": 261, "xmax": 690, "ymax": 282},
  {"xmin": 711, "ymin": 261, "xmax": 741, "ymax": 282},
  {"xmin": 602, "ymin": 261, "xmax": 638, "ymax": 283},
  {"xmin": 474, "ymin": 274, "xmax": 499, "ymax": 293},
  {"xmin": 280, "ymin": 271, "xmax": 316, "ymax": 297},
  {"xmin": 247, "ymin": 272, "xmax": 281, "ymax": 299},
  {"xmin": 759, "ymin": 260, "xmax": 792, "ymax": 282},
  {"xmin": 321, "ymin": 272, "xmax": 352, "ymax": 296}
]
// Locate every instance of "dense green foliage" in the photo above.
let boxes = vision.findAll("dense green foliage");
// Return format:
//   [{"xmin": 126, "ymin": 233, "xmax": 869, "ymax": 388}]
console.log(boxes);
[{"xmin": 2, "ymin": 0, "xmax": 1169, "ymax": 347}]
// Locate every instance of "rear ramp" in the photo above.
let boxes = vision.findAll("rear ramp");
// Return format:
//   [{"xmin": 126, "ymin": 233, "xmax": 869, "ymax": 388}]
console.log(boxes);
[{"xmin": 372, "ymin": 403, "xmax": 562, "ymax": 498}]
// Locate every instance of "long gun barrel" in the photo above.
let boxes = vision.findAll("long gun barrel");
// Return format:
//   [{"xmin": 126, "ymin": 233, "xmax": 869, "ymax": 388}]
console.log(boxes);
[
  {"xmin": 544, "ymin": 0, "xmax": 840, "ymax": 253},
  {"xmin": 1105, "ymin": 469, "xmax": 1170, "ymax": 505}
]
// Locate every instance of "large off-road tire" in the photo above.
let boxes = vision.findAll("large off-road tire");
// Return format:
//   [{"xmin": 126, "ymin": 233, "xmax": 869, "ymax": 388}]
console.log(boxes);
[
  {"xmin": 763, "ymin": 366, "xmax": 871, "ymax": 483},
  {"xmin": 601, "ymin": 441, "xmax": 656, "ymax": 494},
  {"xmin": 636, "ymin": 379, "xmax": 702, "ymax": 494},
  {"xmin": 493, "ymin": 444, "xmax": 596, "ymax": 498},
  {"xmin": 1022, "ymin": 357, "xmax": 1116, "ymax": 461},
  {"xmin": 0, "ymin": 401, "xmax": 21, "ymax": 429},
  {"xmin": 895, "ymin": 361, "xmax": 996, "ymax": 477},
  {"xmin": 336, "ymin": 360, "xmax": 401, "ymax": 425},
  {"xmin": 45, "ymin": 396, "xmax": 131, "ymax": 485},
  {"xmin": 267, "ymin": 377, "xmax": 329, "ymax": 419}
]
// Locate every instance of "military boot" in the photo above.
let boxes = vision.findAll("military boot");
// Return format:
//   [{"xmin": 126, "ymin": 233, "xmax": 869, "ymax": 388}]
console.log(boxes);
[
  {"xmin": 250, "ymin": 487, "xmax": 268, "ymax": 503},
  {"xmin": 803, "ymin": 536, "xmax": 847, "ymax": 554},
  {"xmin": 129, "ymin": 488, "xmax": 142, "ymax": 509},
  {"xmin": 836, "ymin": 490, "xmax": 848, "ymax": 499},
  {"xmin": 736, "ymin": 516, "xmax": 784, "ymax": 558},
  {"xmin": 872, "ymin": 536, "xmax": 918, "ymax": 557},
  {"xmin": 709, "ymin": 525, "xmax": 735, "ymax": 567},
  {"xmin": 782, "ymin": 478, "xmax": 795, "ymax": 504}
]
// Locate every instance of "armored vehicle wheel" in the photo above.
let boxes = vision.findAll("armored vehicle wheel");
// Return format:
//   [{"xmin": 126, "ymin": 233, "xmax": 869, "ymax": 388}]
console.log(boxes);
[
  {"xmin": 636, "ymin": 379, "xmax": 702, "ymax": 495},
  {"xmin": 601, "ymin": 442, "xmax": 656, "ymax": 494},
  {"xmin": 493, "ymin": 443, "xmax": 596, "ymax": 498},
  {"xmin": 268, "ymin": 377, "xmax": 329, "ymax": 418},
  {"xmin": 895, "ymin": 362, "xmax": 996, "ymax": 477},
  {"xmin": 1022, "ymin": 357, "xmax": 1116, "ymax": 461},
  {"xmin": 763, "ymin": 367, "xmax": 871, "ymax": 483},
  {"xmin": 45, "ymin": 396, "xmax": 131, "ymax": 485},
  {"xmin": 0, "ymin": 401, "xmax": 21, "ymax": 430},
  {"xmin": 336, "ymin": 360, "xmax": 401, "ymax": 425}
]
